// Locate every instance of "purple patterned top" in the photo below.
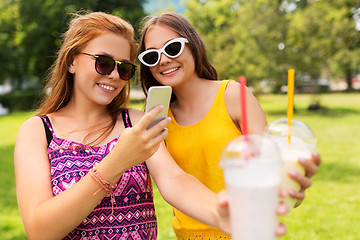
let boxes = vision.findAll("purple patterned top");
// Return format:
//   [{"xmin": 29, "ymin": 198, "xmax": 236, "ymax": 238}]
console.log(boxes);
[{"xmin": 40, "ymin": 110, "xmax": 157, "ymax": 240}]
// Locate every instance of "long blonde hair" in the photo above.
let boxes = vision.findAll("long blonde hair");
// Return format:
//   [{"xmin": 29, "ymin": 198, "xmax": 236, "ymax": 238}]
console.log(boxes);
[{"xmin": 37, "ymin": 11, "xmax": 136, "ymax": 145}]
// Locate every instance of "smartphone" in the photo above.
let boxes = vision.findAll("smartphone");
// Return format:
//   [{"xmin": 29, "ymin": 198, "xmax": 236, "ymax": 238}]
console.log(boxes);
[{"xmin": 145, "ymin": 86, "xmax": 172, "ymax": 129}]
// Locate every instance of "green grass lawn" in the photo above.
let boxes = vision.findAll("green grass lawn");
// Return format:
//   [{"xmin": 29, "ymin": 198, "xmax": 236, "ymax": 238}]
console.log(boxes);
[{"xmin": 1, "ymin": 93, "xmax": 359, "ymax": 239}]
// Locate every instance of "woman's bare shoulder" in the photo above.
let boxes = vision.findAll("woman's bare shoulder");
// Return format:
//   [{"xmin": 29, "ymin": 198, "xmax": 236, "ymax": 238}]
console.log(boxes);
[
  {"xmin": 17, "ymin": 115, "xmax": 44, "ymax": 135},
  {"xmin": 15, "ymin": 115, "xmax": 48, "ymax": 160},
  {"xmin": 224, "ymin": 80, "xmax": 244, "ymax": 110}
]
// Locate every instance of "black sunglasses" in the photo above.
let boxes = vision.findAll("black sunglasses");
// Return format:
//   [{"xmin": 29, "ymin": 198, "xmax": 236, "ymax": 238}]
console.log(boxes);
[
  {"xmin": 138, "ymin": 37, "xmax": 189, "ymax": 67},
  {"xmin": 82, "ymin": 53, "xmax": 137, "ymax": 80}
]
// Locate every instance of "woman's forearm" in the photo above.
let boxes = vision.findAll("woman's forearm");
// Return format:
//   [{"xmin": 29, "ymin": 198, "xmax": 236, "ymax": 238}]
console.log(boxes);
[{"xmin": 157, "ymin": 172, "xmax": 221, "ymax": 229}]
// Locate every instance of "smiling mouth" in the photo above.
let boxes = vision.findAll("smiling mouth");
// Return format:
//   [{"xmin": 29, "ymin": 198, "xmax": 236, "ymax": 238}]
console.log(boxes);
[
  {"xmin": 97, "ymin": 83, "xmax": 115, "ymax": 91},
  {"xmin": 161, "ymin": 67, "xmax": 180, "ymax": 75}
]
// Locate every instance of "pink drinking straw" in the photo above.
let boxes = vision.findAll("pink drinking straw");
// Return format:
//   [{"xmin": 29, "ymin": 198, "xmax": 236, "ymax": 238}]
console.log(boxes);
[{"xmin": 239, "ymin": 76, "xmax": 249, "ymax": 161}]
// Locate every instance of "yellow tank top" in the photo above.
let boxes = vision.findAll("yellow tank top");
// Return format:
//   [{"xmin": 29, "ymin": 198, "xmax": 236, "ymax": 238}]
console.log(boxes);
[{"xmin": 166, "ymin": 80, "xmax": 241, "ymax": 239}]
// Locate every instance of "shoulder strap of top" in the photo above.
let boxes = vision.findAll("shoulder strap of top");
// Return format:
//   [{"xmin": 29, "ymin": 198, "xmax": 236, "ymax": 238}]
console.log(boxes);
[
  {"xmin": 121, "ymin": 109, "xmax": 133, "ymax": 128},
  {"xmin": 39, "ymin": 115, "xmax": 54, "ymax": 146},
  {"xmin": 219, "ymin": 80, "xmax": 230, "ymax": 93},
  {"xmin": 212, "ymin": 80, "xmax": 231, "ymax": 107}
]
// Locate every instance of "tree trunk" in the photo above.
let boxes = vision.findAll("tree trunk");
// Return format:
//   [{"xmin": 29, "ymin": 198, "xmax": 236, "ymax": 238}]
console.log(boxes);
[{"xmin": 346, "ymin": 69, "xmax": 353, "ymax": 91}]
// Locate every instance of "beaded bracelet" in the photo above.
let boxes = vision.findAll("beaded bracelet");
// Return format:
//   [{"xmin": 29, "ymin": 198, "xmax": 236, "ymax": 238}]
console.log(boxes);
[{"xmin": 89, "ymin": 165, "xmax": 117, "ymax": 213}]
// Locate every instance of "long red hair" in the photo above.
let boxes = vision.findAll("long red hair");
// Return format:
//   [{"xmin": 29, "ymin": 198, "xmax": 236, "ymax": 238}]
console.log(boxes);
[{"xmin": 37, "ymin": 12, "xmax": 136, "ymax": 146}]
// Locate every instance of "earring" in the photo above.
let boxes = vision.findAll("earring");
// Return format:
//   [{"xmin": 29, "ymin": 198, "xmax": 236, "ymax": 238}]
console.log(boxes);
[{"xmin": 69, "ymin": 67, "xmax": 74, "ymax": 73}]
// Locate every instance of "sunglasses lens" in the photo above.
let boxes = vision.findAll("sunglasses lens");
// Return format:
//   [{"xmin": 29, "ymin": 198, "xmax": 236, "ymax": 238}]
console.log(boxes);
[
  {"xmin": 142, "ymin": 51, "xmax": 160, "ymax": 66},
  {"xmin": 96, "ymin": 56, "xmax": 115, "ymax": 75},
  {"xmin": 165, "ymin": 41, "xmax": 182, "ymax": 57},
  {"xmin": 118, "ymin": 63, "xmax": 136, "ymax": 80}
]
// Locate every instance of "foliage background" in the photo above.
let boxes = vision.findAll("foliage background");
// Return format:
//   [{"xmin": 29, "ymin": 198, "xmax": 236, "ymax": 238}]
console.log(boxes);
[
  {"xmin": 1, "ymin": 0, "xmax": 360, "ymax": 94},
  {"xmin": 0, "ymin": 0, "xmax": 147, "ymax": 90},
  {"xmin": 185, "ymin": 0, "xmax": 360, "ymax": 91}
]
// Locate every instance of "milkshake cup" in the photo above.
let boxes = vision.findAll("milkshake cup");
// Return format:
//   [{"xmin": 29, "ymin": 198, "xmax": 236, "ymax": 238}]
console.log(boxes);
[
  {"xmin": 220, "ymin": 134, "xmax": 282, "ymax": 240},
  {"xmin": 265, "ymin": 118, "xmax": 316, "ymax": 211}
]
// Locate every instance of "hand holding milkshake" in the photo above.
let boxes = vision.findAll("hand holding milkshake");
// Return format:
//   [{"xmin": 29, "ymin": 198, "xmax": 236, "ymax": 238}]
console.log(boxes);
[
  {"xmin": 265, "ymin": 118, "xmax": 316, "ymax": 210},
  {"xmin": 266, "ymin": 69, "xmax": 317, "ymax": 211}
]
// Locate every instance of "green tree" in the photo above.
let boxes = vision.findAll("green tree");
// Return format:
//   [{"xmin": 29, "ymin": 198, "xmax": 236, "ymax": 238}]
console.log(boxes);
[
  {"xmin": 286, "ymin": 1, "xmax": 333, "ymax": 82},
  {"xmin": 185, "ymin": 0, "xmax": 360, "ymax": 92},
  {"xmin": 287, "ymin": 0, "xmax": 360, "ymax": 90},
  {"xmin": 0, "ymin": 0, "xmax": 23, "ymax": 88},
  {"xmin": 0, "ymin": 0, "xmax": 146, "ymax": 90},
  {"xmin": 186, "ymin": 0, "xmax": 289, "ymax": 91},
  {"xmin": 327, "ymin": 0, "xmax": 360, "ymax": 90}
]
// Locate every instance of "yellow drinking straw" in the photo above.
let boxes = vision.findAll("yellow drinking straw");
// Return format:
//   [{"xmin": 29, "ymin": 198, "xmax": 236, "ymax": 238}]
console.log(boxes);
[{"xmin": 287, "ymin": 69, "xmax": 295, "ymax": 145}]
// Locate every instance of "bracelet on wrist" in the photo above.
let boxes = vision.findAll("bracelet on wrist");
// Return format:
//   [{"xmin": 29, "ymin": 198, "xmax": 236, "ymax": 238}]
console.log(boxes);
[{"xmin": 89, "ymin": 165, "xmax": 117, "ymax": 213}]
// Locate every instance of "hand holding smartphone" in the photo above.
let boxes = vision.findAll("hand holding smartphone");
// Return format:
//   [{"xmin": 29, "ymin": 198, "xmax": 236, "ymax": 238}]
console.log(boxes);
[{"xmin": 145, "ymin": 86, "xmax": 172, "ymax": 129}]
